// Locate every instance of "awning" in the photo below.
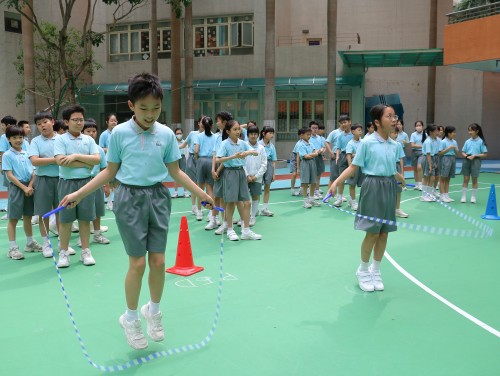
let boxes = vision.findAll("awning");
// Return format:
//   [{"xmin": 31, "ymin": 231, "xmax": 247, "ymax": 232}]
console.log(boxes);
[{"xmin": 339, "ymin": 48, "xmax": 444, "ymax": 68}]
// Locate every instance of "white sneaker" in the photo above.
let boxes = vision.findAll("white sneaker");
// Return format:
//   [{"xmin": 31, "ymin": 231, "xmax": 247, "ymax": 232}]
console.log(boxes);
[
  {"xmin": 71, "ymin": 223, "xmax": 79, "ymax": 233},
  {"xmin": 183, "ymin": 192, "xmax": 191, "ymax": 198},
  {"xmin": 420, "ymin": 195, "xmax": 435, "ymax": 202},
  {"xmin": 342, "ymin": 196, "xmax": 347, "ymax": 202},
  {"xmin": 140, "ymin": 304, "xmax": 165, "ymax": 342},
  {"xmin": 395, "ymin": 209, "xmax": 409, "ymax": 218},
  {"xmin": 172, "ymin": 192, "xmax": 178, "ymax": 198},
  {"xmin": 93, "ymin": 233, "xmax": 110, "ymax": 244},
  {"xmin": 215, "ymin": 216, "xmax": 222, "ymax": 226},
  {"xmin": 226, "ymin": 229, "xmax": 239, "ymax": 241},
  {"xmin": 214, "ymin": 223, "xmax": 228, "ymax": 235},
  {"xmin": 260, "ymin": 208, "xmax": 274, "ymax": 217},
  {"xmin": 303, "ymin": 200, "xmax": 312, "ymax": 209},
  {"xmin": 314, "ymin": 191, "xmax": 323, "ymax": 199},
  {"xmin": 31, "ymin": 216, "xmax": 39, "ymax": 225},
  {"xmin": 370, "ymin": 267, "xmax": 384, "ymax": 291},
  {"xmin": 76, "ymin": 238, "xmax": 82, "ymax": 247},
  {"xmin": 80, "ymin": 248, "xmax": 96, "ymax": 266},
  {"xmin": 49, "ymin": 222, "xmax": 59, "ymax": 236},
  {"xmin": 205, "ymin": 219, "xmax": 217, "ymax": 230},
  {"xmin": 471, "ymin": 196, "xmax": 476, "ymax": 204},
  {"xmin": 349, "ymin": 199, "xmax": 358, "ymax": 211},
  {"xmin": 119, "ymin": 315, "xmax": 148, "ymax": 350},
  {"xmin": 310, "ymin": 200, "xmax": 321, "ymax": 207},
  {"xmin": 241, "ymin": 230, "xmax": 262, "ymax": 240},
  {"xmin": 440, "ymin": 195, "xmax": 452, "ymax": 203},
  {"xmin": 447, "ymin": 196, "xmax": 455, "ymax": 202},
  {"xmin": 57, "ymin": 250, "xmax": 70, "ymax": 268},
  {"xmin": 196, "ymin": 209, "xmax": 203, "ymax": 221},
  {"xmin": 191, "ymin": 207, "xmax": 197, "ymax": 215},
  {"xmin": 249, "ymin": 217, "xmax": 256, "ymax": 226},
  {"xmin": 7, "ymin": 246, "xmax": 24, "ymax": 260},
  {"xmin": 318, "ymin": 189, "xmax": 324, "ymax": 194},
  {"xmin": 356, "ymin": 269, "xmax": 374, "ymax": 292},
  {"xmin": 292, "ymin": 190, "xmax": 301, "ymax": 196},
  {"xmin": 67, "ymin": 246, "xmax": 76, "ymax": 255},
  {"xmin": 461, "ymin": 196, "xmax": 466, "ymax": 203},
  {"xmin": 25, "ymin": 240, "xmax": 43, "ymax": 252},
  {"xmin": 1, "ymin": 214, "xmax": 7, "ymax": 220},
  {"xmin": 106, "ymin": 201, "xmax": 113, "ymax": 211},
  {"xmin": 90, "ymin": 223, "xmax": 108, "ymax": 234},
  {"xmin": 333, "ymin": 197, "xmax": 343, "ymax": 207},
  {"xmin": 42, "ymin": 243, "xmax": 53, "ymax": 258}
]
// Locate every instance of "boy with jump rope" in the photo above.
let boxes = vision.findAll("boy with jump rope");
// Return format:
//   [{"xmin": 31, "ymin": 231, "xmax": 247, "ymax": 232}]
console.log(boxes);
[{"xmin": 60, "ymin": 73, "xmax": 214, "ymax": 350}]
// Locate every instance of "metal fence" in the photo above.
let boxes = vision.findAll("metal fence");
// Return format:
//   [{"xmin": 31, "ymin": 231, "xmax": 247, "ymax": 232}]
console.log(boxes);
[{"xmin": 447, "ymin": 1, "xmax": 500, "ymax": 24}]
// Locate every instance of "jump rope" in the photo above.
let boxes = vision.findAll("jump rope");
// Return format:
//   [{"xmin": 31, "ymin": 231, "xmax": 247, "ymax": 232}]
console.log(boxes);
[{"xmin": 40, "ymin": 202, "xmax": 225, "ymax": 372}]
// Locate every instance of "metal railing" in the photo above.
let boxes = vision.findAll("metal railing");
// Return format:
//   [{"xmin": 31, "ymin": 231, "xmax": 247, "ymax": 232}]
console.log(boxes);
[
  {"xmin": 447, "ymin": 1, "xmax": 500, "ymax": 24},
  {"xmin": 277, "ymin": 32, "xmax": 360, "ymax": 46}
]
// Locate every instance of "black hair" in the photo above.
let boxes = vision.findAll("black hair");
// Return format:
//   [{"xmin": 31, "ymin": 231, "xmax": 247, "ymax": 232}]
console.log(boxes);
[
  {"xmin": 444, "ymin": 126, "xmax": 456, "ymax": 139},
  {"xmin": 6, "ymin": 125, "xmax": 25, "ymax": 138},
  {"xmin": 351, "ymin": 123, "xmax": 362, "ymax": 131},
  {"xmin": 201, "ymin": 116, "xmax": 213, "ymax": 137},
  {"xmin": 34, "ymin": 111, "xmax": 53, "ymax": 123},
  {"xmin": 309, "ymin": 120, "xmax": 319, "ymax": 127},
  {"xmin": 17, "ymin": 120, "xmax": 29, "ymax": 127},
  {"xmin": 298, "ymin": 127, "xmax": 309, "ymax": 136},
  {"xmin": 247, "ymin": 125, "xmax": 259, "ymax": 135},
  {"xmin": 222, "ymin": 120, "xmax": 239, "ymax": 141},
  {"xmin": 105, "ymin": 113, "xmax": 117, "ymax": 122},
  {"xmin": 216, "ymin": 111, "xmax": 233, "ymax": 123},
  {"xmin": 468, "ymin": 123, "xmax": 486, "ymax": 146},
  {"xmin": 61, "ymin": 105, "xmax": 85, "ymax": 121},
  {"xmin": 318, "ymin": 124, "xmax": 325, "ymax": 130},
  {"xmin": 338, "ymin": 114, "xmax": 350, "ymax": 122},
  {"xmin": 1, "ymin": 115, "xmax": 17, "ymax": 126},
  {"xmin": 397, "ymin": 119, "xmax": 404, "ymax": 127},
  {"xmin": 259, "ymin": 126, "xmax": 275, "ymax": 140},
  {"xmin": 369, "ymin": 104, "xmax": 390, "ymax": 124},
  {"xmin": 128, "ymin": 73, "xmax": 163, "ymax": 103},
  {"xmin": 365, "ymin": 121, "xmax": 374, "ymax": 133},
  {"xmin": 174, "ymin": 127, "xmax": 183, "ymax": 134},
  {"xmin": 247, "ymin": 120, "xmax": 257, "ymax": 127},
  {"xmin": 414, "ymin": 120, "xmax": 424, "ymax": 128},
  {"xmin": 83, "ymin": 119, "xmax": 97, "ymax": 131},
  {"xmin": 421, "ymin": 123, "xmax": 437, "ymax": 143},
  {"xmin": 53, "ymin": 119, "xmax": 66, "ymax": 133}
]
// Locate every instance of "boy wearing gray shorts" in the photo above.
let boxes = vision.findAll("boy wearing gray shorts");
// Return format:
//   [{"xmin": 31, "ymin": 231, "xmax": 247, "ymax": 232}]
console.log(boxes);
[
  {"xmin": 54, "ymin": 105, "xmax": 100, "ymax": 268},
  {"xmin": 297, "ymin": 128, "xmax": 320, "ymax": 209},
  {"xmin": 59, "ymin": 73, "xmax": 214, "ymax": 351}
]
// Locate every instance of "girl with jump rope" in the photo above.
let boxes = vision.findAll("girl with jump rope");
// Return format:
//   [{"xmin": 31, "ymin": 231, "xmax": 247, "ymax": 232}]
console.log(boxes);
[
  {"xmin": 461, "ymin": 123, "xmax": 488, "ymax": 203},
  {"xmin": 326, "ymin": 104, "xmax": 405, "ymax": 292}
]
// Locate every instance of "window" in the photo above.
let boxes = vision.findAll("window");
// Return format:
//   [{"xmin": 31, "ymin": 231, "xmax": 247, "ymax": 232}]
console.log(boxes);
[
  {"xmin": 307, "ymin": 38, "xmax": 321, "ymax": 46},
  {"xmin": 194, "ymin": 92, "xmax": 259, "ymax": 123},
  {"xmin": 109, "ymin": 22, "xmax": 172, "ymax": 62},
  {"xmin": 4, "ymin": 11, "xmax": 22, "ymax": 34}
]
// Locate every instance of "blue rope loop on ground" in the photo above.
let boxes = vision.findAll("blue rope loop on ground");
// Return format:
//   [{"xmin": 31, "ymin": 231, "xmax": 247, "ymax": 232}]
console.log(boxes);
[
  {"xmin": 324, "ymin": 191, "xmax": 494, "ymax": 239},
  {"xmin": 41, "ymin": 219, "xmax": 225, "ymax": 373}
]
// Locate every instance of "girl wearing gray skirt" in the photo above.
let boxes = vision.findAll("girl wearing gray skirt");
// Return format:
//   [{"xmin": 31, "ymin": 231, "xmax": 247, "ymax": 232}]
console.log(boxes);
[
  {"xmin": 258, "ymin": 126, "xmax": 277, "ymax": 216},
  {"xmin": 410, "ymin": 121, "xmax": 424, "ymax": 190},
  {"xmin": 460, "ymin": 123, "xmax": 488, "ymax": 203},
  {"xmin": 327, "ymin": 104, "xmax": 406, "ymax": 293},
  {"xmin": 438, "ymin": 126, "xmax": 459, "ymax": 203}
]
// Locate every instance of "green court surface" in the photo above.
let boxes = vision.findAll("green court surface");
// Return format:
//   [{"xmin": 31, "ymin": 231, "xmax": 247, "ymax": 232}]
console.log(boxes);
[{"xmin": 1, "ymin": 174, "xmax": 500, "ymax": 375}]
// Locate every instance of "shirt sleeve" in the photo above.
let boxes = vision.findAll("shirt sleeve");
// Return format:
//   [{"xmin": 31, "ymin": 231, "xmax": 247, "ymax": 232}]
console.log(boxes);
[
  {"xmin": 352, "ymin": 141, "xmax": 366, "ymax": 168},
  {"xmin": 28, "ymin": 139, "xmax": 39, "ymax": 157},
  {"xmin": 106, "ymin": 129, "xmax": 121, "ymax": 164},
  {"xmin": 163, "ymin": 130, "xmax": 181, "ymax": 164},
  {"xmin": 88, "ymin": 137, "xmax": 99, "ymax": 155},
  {"xmin": 2, "ymin": 152, "xmax": 13, "ymax": 171},
  {"xmin": 53, "ymin": 135, "xmax": 65, "ymax": 157}
]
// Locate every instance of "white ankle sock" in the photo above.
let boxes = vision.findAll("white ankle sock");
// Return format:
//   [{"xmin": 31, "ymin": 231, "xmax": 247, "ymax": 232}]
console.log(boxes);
[
  {"xmin": 371, "ymin": 260, "xmax": 381, "ymax": 272},
  {"xmin": 10, "ymin": 241, "xmax": 17, "ymax": 248},
  {"xmin": 125, "ymin": 308, "xmax": 138, "ymax": 322},
  {"xmin": 358, "ymin": 261, "xmax": 370, "ymax": 272},
  {"xmin": 148, "ymin": 300, "xmax": 160, "ymax": 315}
]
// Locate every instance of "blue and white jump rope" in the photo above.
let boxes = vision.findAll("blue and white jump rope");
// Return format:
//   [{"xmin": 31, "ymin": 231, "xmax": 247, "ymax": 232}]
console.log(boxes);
[{"xmin": 41, "ymin": 203, "xmax": 225, "ymax": 372}]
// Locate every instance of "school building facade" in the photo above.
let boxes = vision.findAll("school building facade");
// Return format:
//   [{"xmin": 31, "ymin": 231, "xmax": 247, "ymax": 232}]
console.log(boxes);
[{"xmin": 1, "ymin": 0, "xmax": 499, "ymax": 158}]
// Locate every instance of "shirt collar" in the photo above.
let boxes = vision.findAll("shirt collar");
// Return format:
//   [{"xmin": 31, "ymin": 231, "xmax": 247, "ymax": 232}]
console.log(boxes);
[
  {"xmin": 373, "ymin": 131, "xmax": 389, "ymax": 143},
  {"xmin": 41, "ymin": 132, "xmax": 57, "ymax": 141},
  {"xmin": 130, "ymin": 118, "xmax": 157, "ymax": 135},
  {"xmin": 67, "ymin": 132, "xmax": 83, "ymax": 140},
  {"xmin": 9, "ymin": 147, "xmax": 26, "ymax": 155}
]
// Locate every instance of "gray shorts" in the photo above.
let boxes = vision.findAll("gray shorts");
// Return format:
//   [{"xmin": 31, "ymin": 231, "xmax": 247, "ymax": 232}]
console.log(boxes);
[
  {"xmin": 2, "ymin": 171, "xmax": 9, "ymax": 188},
  {"xmin": 58, "ymin": 178, "xmax": 96, "ymax": 223},
  {"xmin": 223, "ymin": 168, "xmax": 250, "ymax": 203},
  {"xmin": 461, "ymin": 158, "xmax": 481, "ymax": 178},
  {"xmin": 248, "ymin": 181, "xmax": 262, "ymax": 197},
  {"xmin": 186, "ymin": 153, "xmax": 197, "ymax": 182},
  {"xmin": 346, "ymin": 168, "xmax": 365, "ymax": 187},
  {"xmin": 33, "ymin": 175, "xmax": 59, "ymax": 216},
  {"xmin": 440, "ymin": 156, "xmax": 456, "ymax": 178},
  {"xmin": 263, "ymin": 161, "xmax": 274, "ymax": 185},
  {"xmin": 300, "ymin": 158, "xmax": 317, "ymax": 185},
  {"xmin": 289, "ymin": 152, "xmax": 297, "ymax": 173},
  {"xmin": 396, "ymin": 164, "xmax": 403, "ymax": 192},
  {"xmin": 214, "ymin": 163, "xmax": 223, "ymax": 198},
  {"xmin": 355, "ymin": 176, "xmax": 397, "ymax": 233},
  {"xmin": 422, "ymin": 155, "xmax": 439, "ymax": 177},
  {"xmin": 178, "ymin": 155, "xmax": 187, "ymax": 172},
  {"xmin": 315, "ymin": 155, "xmax": 325, "ymax": 176},
  {"xmin": 7, "ymin": 182, "xmax": 34, "ymax": 219},
  {"xmin": 338, "ymin": 152, "xmax": 348, "ymax": 174},
  {"xmin": 411, "ymin": 150, "xmax": 422, "ymax": 167},
  {"xmin": 95, "ymin": 186, "xmax": 105, "ymax": 217},
  {"xmin": 330, "ymin": 158, "xmax": 339, "ymax": 181},
  {"xmin": 114, "ymin": 182, "xmax": 171, "ymax": 257},
  {"xmin": 196, "ymin": 157, "xmax": 214, "ymax": 185}
]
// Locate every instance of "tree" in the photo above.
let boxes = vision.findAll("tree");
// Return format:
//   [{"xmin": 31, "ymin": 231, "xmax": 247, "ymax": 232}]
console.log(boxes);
[
  {"xmin": 263, "ymin": 0, "xmax": 276, "ymax": 129},
  {"xmin": 1, "ymin": 0, "xmax": 146, "ymax": 108},
  {"xmin": 326, "ymin": 0, "xmax": 337, "ymax": 132}
]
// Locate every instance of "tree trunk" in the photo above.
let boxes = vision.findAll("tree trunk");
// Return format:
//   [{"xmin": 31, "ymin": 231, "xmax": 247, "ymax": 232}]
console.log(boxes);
[
  {"xmin": 21, "ymin": 0, "xmax": 36, "ymax": 136},
  {"xmin": 263, "ymin": 0, "xmax": 276, "ymax": 129},
  {"xmin": 171, "ymin": 4, "xmax": 182, "ymax": 128},
  {"xmin": 184, "ymin": 2, "xmax": 194, "ymax": 133},
  {"xmin": 426, "ymin": 0, "xmax": 438, "ymax": 124},
  {"xmin": 151, "ymin": 0, "xmax": 158, "ymax": 75},
  {"xmin": 327, "ymin": 0, "xmax": 337, "ymax": 132}
]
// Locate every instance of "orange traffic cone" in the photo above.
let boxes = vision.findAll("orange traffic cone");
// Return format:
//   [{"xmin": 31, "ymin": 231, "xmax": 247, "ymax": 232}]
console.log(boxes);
[{"xmin": 166, "ymin": 216, "xmax": 204, "ymax": 276}]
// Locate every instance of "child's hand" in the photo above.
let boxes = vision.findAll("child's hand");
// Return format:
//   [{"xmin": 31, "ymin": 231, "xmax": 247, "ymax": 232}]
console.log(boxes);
[
  {"xmin": 211, "ymin": 171, "xmax": 219, "ymax": 180},
  {"xmin": 467, "ymin": 154, "xmax": 475, "ymax": 160},
  {"xmin": 60, "ymin": 192, "xmax": 81, "ymax": 209}
]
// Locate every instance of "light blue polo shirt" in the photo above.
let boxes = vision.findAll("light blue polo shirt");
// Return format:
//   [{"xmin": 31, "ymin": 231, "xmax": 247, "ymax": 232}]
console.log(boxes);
[
  {"xmin": 213, "ymin": 132, "xmax": 223, "ymax": 156},
  {"xmin": 326, "ymin": 128, "xmax": 343, "ymax": 150},
  {"xmin": 396, "ymin": 131, "xmax": 409, "ymax": 147},
  {"xmin": 91, "ymin": 146, "xmax": 107, "ymax": 177},
  {"xmin": 216, "ymin": 138, "xmax": 251, "ymax": 168},
  {"xmin": 296, "ymin": 139, "xmax": 315, "ymax": 160},
  {"xmin": 258, "ymin": 140, "xmax": 277, "ymax": 161},
  {"xmin": 2, "ymin": 148, "xmax": 33, "ymax": 183},
  {"xmin": 462, "ymin": 137, "xmax": 487, "ymax": 155},
  {"xmin": 439, "ymin": 138, "xmax": 458, "ymax": 156},
  {"xmin": 346, "ymin": 139, "xmax": 360, "ymax": 156},
  {"xmin": 410, "ymin": 131, "xmax": 423, "ymax": 149},
  {"xmin": 28, "ymin": 133, "xmax": 59, "ymax": 177},
  {"xmin": 309, "ymin": 134, "xmax": 325, "ymax": 151},
  {"xmin": 292, "ymin": 140, "xmax": 301, "ymax": 154},
  {"xmin": 99, "ymin": 129, "xmax": 112, "ymax": 149},
  {"xmin": 422, "ymin": 137, "xmax": 440, "ymax": 156},
  {"xmin": 195, "ymin": 132, "xmax": 216, "ymax": 157},
  {"xmin": 54, "ymin": 132, "xmax": 99, "ymax": 180},
  {"xmin": 336, "ymin": 132, "xmax": 354, "ymax": 152},
  {"xmin": 395, "ymin": 142, "xmax": 405, "ymax": 162},
  {"xmin": 107, "ymin": 119, "xmax": 180, "ymax": 186},
  {"xmin": 185, "ymin": 130, "xmax": 200, "ymax": 153},
  {"xmin": 0, "ymin": 134, "xmax": 29, "ymax": 153},
  {"xmin": 352, "ymin": 132, "xmax": 398, "ymax": 176}
]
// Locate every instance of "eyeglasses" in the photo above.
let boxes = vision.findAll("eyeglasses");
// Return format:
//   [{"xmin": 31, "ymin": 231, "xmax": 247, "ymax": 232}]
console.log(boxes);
[
  {"xmin": 70, "ymin": 118, "xmax": 85, "ymax": 123},
  {"xmin": 385, "ymin": 115, "xmax": 399, "ymax": 121}
]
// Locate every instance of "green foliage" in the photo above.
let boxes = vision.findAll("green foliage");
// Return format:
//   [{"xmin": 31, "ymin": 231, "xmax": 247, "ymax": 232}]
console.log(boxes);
[
  {"xmin": 166, "ymin": 0, "xmax": 192, "ymax": 18},
  {"xmin": 454, "ymin": 0, "xmax": 500, "ymax": 11}
]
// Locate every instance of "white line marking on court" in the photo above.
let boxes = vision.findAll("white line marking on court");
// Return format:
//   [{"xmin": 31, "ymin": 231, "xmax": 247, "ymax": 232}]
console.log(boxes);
[
  {"xmin": 385, "ymin": 252, "xmax": 500, "ymax": 338},
  {"xmin": 400, "ymin": 184, "xmax": 498, "ymax": 204}
]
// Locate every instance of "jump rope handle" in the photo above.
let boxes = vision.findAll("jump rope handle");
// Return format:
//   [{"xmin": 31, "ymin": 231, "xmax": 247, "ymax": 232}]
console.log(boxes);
[
  {"xmin": 201, "ymin": 201, "xmax": 225, "ymax": 212},
  {"xmin": 322, "ymin": 193, "xmax": 332, "ymax": 203},
  {"xmin": 42, "ymin": 205, "xmax": 67, "ymax": 219}
]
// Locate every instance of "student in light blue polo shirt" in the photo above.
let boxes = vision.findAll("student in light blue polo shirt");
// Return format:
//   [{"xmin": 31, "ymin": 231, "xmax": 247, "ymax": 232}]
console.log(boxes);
[
  {"xmin": 438, "ymin": 126, "xmax": 459, "ymax": 203},
  {"xmin": 461, "ymin": 123, "xmax": 488, "ymax": 203},
  {"xmin": 333, "ymin": 124, "xmax": 354, "ymax": 207},
  {"xmin": 420, "ymin": 124, "xmax": 441, "ymax": 202},
  {"xmin": 258, "ymin": 126, "xmax": 277, "ymax": 217},
  {"xmin": 54, "ymin": 105, "xmax": 100, "ymax": 269},
  {"xmin": 410, "ymin": 121, "xmax": 425, "ymax": 190},
  {"xmin": 182, "ymin": 117, "xmax": 204, "ymax": 214},
  {"xmin": 60, "ymin": 73, "xmax": 214, "ymax": 351},
  {"xmin": 328, "ymin": 105, "xmax": 406, "ymax": 293},
  {"xmin": 3, "ymin": 125, "xmax": 43, "ymax": 260},
  {"xmin": 216, "ymin": 120, "xmax": 260, "ymax": 241},
  {"xmin": 1, "ymin": 116, "xmax": 19, "ymax": 215},
  {"xmin": 325, "ymin": 115, "xmax": 350, "ymax": 200},
  {"xmin": 297, "ymin": 127, "xmax": 320, "ymax": 209},
  {"xmin": 309, "ymin": 121, "xmax": 326, "ymax": 199},
  {"xmin": 345, "ymin": 124, "xmax": 364, "ymax": 211},
  {"xmin": 29, "ymin": 111, "xmax": 62, "ymax": 257},
  {"xmin": 98, "ymin": 113, "xmax": 118, "ymax": 152}
]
